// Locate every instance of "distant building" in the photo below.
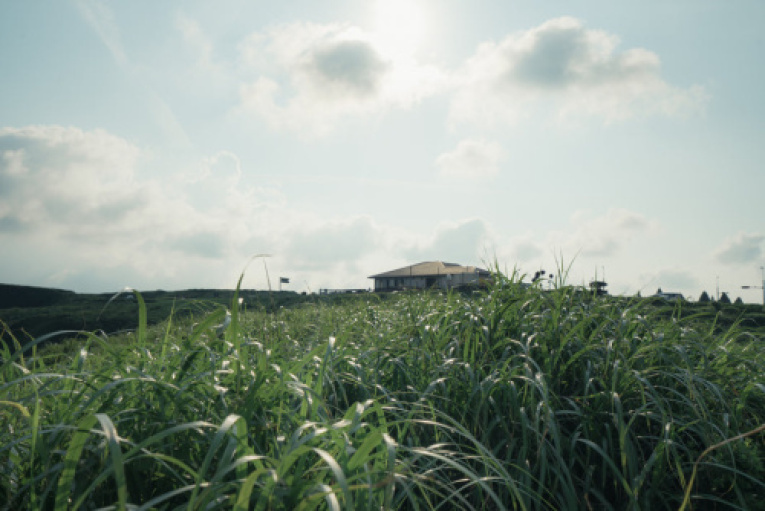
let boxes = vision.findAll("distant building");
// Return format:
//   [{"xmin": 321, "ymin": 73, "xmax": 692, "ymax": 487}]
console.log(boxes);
[
  {"xmin": 369, "ymin": 261, "xmax": 491, "ymax": 291},
  {"xmin": 589, "ymin": 280, "xmax": 608, "ymax": 296},
  {"xmin": 653, "ymin": 288, "xmax": 685, "ymax": 301}
]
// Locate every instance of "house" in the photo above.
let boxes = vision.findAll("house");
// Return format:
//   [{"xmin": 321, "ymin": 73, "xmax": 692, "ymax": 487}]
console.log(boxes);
[
  {"xmin": 369, "ymin": 261, "xmax": 491, "ymax": 291},
  {"xmin": 653, "ymin": 288, "xmax": 685, "ymax": 301}
]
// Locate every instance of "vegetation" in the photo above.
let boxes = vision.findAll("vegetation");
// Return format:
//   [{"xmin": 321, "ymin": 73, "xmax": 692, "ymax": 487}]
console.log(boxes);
[
  {"xmin": 0, "ymin": 286, "xmax": 313, "ymax": 345},
  {"xmin": 1, "ymin": 271, "xmax": 763, "ymax": 509}
]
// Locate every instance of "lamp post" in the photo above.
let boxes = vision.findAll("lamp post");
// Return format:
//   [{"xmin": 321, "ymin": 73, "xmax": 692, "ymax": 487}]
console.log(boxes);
[{"xmin": 741, "ymin": 266, "xmax": 765, "ymax": 305}]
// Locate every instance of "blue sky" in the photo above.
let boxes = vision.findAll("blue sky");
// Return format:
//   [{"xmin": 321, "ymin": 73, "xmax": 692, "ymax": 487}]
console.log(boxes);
[{"xmin": 1, "ymin": 1, "xmax": 764, "ymax": 301}]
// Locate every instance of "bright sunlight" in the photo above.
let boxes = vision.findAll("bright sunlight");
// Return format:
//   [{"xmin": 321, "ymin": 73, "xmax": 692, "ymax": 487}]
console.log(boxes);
[{"xmin": 371, "ymin": 0, "xmax": 429, "ymax": 58}]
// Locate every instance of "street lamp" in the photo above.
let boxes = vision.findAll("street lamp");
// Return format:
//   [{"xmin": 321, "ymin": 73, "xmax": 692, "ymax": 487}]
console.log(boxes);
[{"xmin": 741, "ymin": 266, "xmax": 765, "ymax": 305}]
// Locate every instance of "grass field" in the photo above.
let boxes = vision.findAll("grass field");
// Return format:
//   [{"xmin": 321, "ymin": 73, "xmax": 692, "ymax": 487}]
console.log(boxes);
[
  {"xmin": 0, "ymin": 284, "xmax": 313, "ymax": 342},
  {"xmin": 1, "ymin": 271, "xmax": 764, "ymax": 510}
]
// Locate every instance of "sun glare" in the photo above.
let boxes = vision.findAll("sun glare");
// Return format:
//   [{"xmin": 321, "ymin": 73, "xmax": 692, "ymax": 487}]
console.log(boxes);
[{"xmin": 372, "ymin": 0, "xmax": 428, "ymax": 58}]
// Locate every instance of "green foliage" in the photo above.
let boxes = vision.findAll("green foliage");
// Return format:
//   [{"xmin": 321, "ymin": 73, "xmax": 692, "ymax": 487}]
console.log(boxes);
[
  {"xmin": 1, "ymin": 273, "xmax": 763, "ymax": 509},
  {"xmin": 0, "ymin": 288, "xmax": 312, "ymax": 348}
]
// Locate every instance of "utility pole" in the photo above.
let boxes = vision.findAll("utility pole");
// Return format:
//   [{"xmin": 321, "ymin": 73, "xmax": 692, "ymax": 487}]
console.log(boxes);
[{"xmin": 741, "ymin": 266, "xmax": 765, "ymax": 305}]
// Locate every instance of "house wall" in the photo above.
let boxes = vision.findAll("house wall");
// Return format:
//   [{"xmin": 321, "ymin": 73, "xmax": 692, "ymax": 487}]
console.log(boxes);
[
  {"xmin": 374, "ymin": 276, "xmax": 427, "ymax": 290},
  {"xmin": 374, "ymin": 272, "xmax": 482, "ymax": 291},
  {"xmin": 437, "ymin": 272, "xmax": 481, "ymax": 289}
]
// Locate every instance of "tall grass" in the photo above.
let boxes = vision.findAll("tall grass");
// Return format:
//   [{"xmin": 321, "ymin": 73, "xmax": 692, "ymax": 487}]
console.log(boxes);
[{"xmin": 1, "ymin": 271, "xmax": 763, "ymax": 509}]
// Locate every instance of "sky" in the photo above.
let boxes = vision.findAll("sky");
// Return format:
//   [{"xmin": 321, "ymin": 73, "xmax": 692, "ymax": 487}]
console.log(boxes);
[{"xmin": 1, "ymin": 1, "xmax": 764, "ymax": 302}]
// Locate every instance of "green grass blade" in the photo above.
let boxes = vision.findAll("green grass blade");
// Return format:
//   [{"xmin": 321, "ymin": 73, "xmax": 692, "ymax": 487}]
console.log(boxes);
[
  {"xmin": 95, "ymin": 413, "xmax": 129, "ymax": 510},
  {"xmin": 55, "ymin": 415, "xmax": 99, "ymax": 510},
  {"xmin": 313, "ymin": 448, "xmax": 351, "ymax": 510}
]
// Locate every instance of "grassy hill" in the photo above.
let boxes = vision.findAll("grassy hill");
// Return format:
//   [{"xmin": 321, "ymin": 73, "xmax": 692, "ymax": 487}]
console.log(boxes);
[
  {"xmin": 3, "ymin": 282, "xmax": 764, "ymax": 346},
  {"xmin": 0, "ymin": 284, "xmax": 76, "ymax": 309},
  {"xmin": 1, "ymin": 277, "xmax": 763, "ymax": 509},
  {"xmin": 0, "ymin": 284, "xmax": 314, "ymax": 347}
]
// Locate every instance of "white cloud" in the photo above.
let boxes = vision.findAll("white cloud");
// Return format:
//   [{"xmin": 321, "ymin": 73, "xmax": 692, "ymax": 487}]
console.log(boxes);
[
  {"xmin": 2, "ymin": 125, "xmax": 487, "ymax": 291},
  {"xmin": 0, "ymin": 127, "xmax": 678, "ymax": 295},
  {"xmin": 237, "ymin": 21, "xmax": 446, "ymax": 136},
  {"xmin": 1, "ymin": 148, "xmax": 27, "ymax": 176},
  {"xmin": 284, "ymin": 216, "xmax": 380, "ymax": 270},
  {"xmin": 0, "ymin": 125, "xmax": 142, "ymax": 230},
  {"xmin": 450, "ymin": 17, "xmax": 707, "ymax": 127},
  {"xmin": 436, "ymin": 139, "xmax": 503, "ymax": 178},
  {"xmin": 499, "ymin": 234, "xmax": 544, "ymax": 264},
  {"xmin": 0, "ymin": 126, "xmax": 294, "ymax": 288},
  {"xmin": 404, "ymin": 218, "xmax": 492, "ymax": 264},
  {"xmin": 375, "ymin": 209, "xmax": 657, "ymax": 280},
  {"xmin": 713, "ymin": 232, "xmax": 764, "ymax": 264},
  {"xmin": 544, "ymin": 208, "xmax": 656, "ymax": 259}
]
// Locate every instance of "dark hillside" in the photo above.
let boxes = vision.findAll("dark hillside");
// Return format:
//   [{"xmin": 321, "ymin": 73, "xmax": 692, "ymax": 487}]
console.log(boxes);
[
  {"xmin": 0, "ymin": 286, "xmax": 317, "ymax": 346},
  {"xmin": 0, "ymin": 283, "xmax": 75, "ymax": 308}
]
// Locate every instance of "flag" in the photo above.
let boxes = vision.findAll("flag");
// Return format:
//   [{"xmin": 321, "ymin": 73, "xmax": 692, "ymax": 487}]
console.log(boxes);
[{"xmin": 280, "ymin": 277, "xmax": 289, "ymax": 284}]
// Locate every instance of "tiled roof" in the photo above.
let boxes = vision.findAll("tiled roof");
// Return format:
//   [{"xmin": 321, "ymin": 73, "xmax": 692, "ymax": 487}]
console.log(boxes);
[{"xmin": 369, "ymin": 261, "xmax": 489, "ymax": 278}]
